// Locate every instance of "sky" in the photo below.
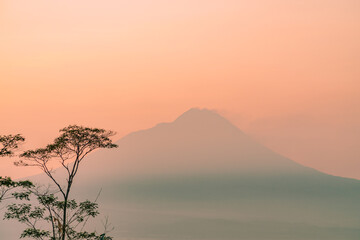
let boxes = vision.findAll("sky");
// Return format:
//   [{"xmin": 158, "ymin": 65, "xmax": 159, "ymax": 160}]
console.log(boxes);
[{"xmin": 0, "ymin": 0, "xmax": 359, "ymax": 179}]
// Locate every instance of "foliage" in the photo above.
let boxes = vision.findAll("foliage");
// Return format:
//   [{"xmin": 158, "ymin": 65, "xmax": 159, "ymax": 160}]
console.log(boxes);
[
  {"xmin": 4, "ymin": 188, "xmax": 113, "ymax": 240},
  {"xmin": 9, "ymin": 125, "xmax": 118, "ymax": 240},
  {"xmin": 0, "ymin": 176, "xmax": 33, "ymax": 202},
  {"xmin": 0, "ymin": 134, "xmax": 25, "ymax": 157},
  {"xmin": 0, "ymin": 134, "xmax": 31, "ymax": 202}
]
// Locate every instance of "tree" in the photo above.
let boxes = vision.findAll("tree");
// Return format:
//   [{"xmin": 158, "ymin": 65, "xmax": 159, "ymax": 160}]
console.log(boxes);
[
  {"xmin": 0, "ymin": 134, "xmax": 32, "ymax": 203},
  {"xmin": 10, "ymin": 125, "xmax": 118, "ymax": 240}
]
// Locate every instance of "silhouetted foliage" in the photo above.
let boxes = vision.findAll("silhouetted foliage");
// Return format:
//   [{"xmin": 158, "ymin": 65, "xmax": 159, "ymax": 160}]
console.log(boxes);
[
  {"xmin": 5, "ymin": 187, "xmax": 113, "ymax": 240},
  {"xmin": 0, "ymin": 134, "xmax": 32, "ymax": 202},
  {"xmin": 10, "ymin": 125, "xmax": 118, "ymax": 240},
  {"xmin": 0, "ymin": 134, "xmax": 25, "ymax": 157},
  {"xmin": 0, "ymin": 177, "xmax": 33, "ymax": 202}
]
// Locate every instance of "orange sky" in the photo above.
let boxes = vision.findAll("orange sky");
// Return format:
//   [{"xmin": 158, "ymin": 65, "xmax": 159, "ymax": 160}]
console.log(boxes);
[{"xmin": 1, "ymin": 0, "xmax": 359, "ymax": 179}]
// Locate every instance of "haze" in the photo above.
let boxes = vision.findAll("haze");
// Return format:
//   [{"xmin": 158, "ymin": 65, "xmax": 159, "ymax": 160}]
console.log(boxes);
[{"xmin": 0, "ymin": 0, "xmax": 359, "ymax": 179}]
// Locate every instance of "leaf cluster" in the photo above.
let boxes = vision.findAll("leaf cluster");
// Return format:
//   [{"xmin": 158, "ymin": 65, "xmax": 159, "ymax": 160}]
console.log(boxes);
[
  {"xmin": 0, "ymin": 134, "xmax": 29, "ymax": 202},
  {"xmin": 0, "ymin": 134, "xmax": 25, "ymax": 157},
  {"xmin": 4, "ymin": 189, "xmax": 112, "ymax": 240},
  {"xmin": 0, "ymin": 176, "xmax": 33, "ymax": 202}
]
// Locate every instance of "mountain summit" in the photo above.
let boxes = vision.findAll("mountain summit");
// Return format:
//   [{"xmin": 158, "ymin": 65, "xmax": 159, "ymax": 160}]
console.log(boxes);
[{"xmin": 174, "ymin": 108, "xmax": 235, "ymax": 126}]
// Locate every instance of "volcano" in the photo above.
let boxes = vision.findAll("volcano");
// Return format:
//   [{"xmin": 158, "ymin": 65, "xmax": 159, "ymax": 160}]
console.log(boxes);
[{"xmin": 81, "ymin": 108, "xmax": 318, "ymax": 178}]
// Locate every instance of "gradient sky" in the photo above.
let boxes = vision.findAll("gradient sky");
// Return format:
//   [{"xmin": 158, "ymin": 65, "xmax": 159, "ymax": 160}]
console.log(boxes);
[{"xmin": 1, "ymin": 0, "xmax": 359, "ymax": 179}]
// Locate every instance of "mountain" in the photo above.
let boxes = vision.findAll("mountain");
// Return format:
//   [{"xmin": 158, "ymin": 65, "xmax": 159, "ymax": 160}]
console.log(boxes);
[
  {"xmin": 80, "ymin": 108, "xmax": 318, "ymax": 179},
  {"xmin": 1, "ymin": 108, "xmax": 360, "ymax": 239}
]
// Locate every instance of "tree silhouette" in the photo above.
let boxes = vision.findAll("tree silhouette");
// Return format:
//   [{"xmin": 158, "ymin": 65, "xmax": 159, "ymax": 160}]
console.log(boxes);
[{"xmin": 12, "ymin": 125, "xmax": 118, "ymax": 240}]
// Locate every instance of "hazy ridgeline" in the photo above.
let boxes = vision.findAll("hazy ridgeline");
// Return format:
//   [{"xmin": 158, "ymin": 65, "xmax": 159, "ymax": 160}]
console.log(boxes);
[{"xmin": 2, "ymin": 109, "xmax": 360, "ymax": 239}]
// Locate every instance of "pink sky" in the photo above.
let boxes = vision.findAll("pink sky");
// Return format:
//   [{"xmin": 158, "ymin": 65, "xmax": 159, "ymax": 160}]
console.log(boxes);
[{"xmin": 1, "ymin": 0, "xmax": 359, "ymax": 179}]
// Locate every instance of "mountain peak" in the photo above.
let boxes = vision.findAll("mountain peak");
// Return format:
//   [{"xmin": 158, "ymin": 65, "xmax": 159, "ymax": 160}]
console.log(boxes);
[
  {"xmin": 174, "ymin": 108, "xmax": 230, "ymax": 125},
  {"xmin": 177, "ymin": 107, "xmax": 218, "ymax": 116},
  {"xmin": 171, "ymin": 108, "xmax": 240, "ymax": 134}
]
